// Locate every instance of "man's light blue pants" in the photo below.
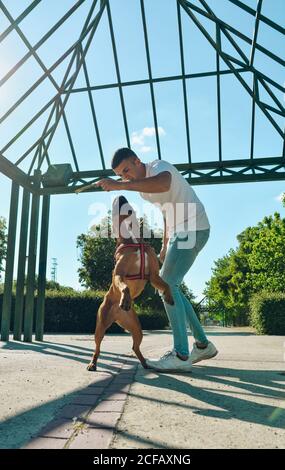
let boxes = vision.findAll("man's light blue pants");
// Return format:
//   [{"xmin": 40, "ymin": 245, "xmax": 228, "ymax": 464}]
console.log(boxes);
[{"xmin": 159, "ymin": 228, "xmax": 210, "ymax": 357}]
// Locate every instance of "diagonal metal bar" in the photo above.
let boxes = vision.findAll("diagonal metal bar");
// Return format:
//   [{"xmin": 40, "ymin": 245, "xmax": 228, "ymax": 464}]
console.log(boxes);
[
  {"xmin": 196, "ymin": 0, "xmax": 285, "ymax": 118},
  {"xmin": 178, "ymin": 0, "xmax": 284, "ymax": 139},
  {"xmin": 177, "ymin": 0, "xmax": 192, "ymax": 165},
  {"xmin": 250, "ymin": 0, "xmax": 263, "ymax": 66},
  {"xmin": 183, "ymin": 2, "xmax": 285, "ymax": 109},
  {"xmin": 0, "ymin": 0, "xmax": 41, "ymax": 43},
  {"xmin": 2, "ymin": 105, "xmax": 54, "ymax": 160},
  {"xmin": 0, "ymin": 44, "xmax": 76, "ymax": 126},
  {"xmin": 258, "ymin": 78, "xmax": 285, "ymax": 115},
  {"xmin": 37, "ymin": 0, "xmax": 107, "ymax": 171},
  {"xmin": 106, "ymin": 0, "xmax": 131, "ymax": 148},
  {"xmin": 59, "ymin": 99, "xmax": 80, "ymax": 172},
  {"xmin": 140, "ymin": 0, "xmax": 162, "ymax": 159},
  {"xmin": 32, "ymin": 1, "xmax": 101, "ymax": 171},
  {"xmin": 199, "ymin": 0, "xmax": 249, "ymax": 66},
  {"xmin": 260, "ymin": 102, "xmax": 285, "ymax": 117},
  {"xmin": 80, "ymin": 45, "xmax": 105, "ymax": 170},
  {"xmin": 0, "ymin": 1, "xmax": 100, "ymax": 128},
  {"xmin": 184, "ymin": 0, "xmax": 285, "ymax": 67},
  {"xmin": 0, "ymin": 1, "xmax": 60, "ymax": 92},
  {"xmin": 228, "ymin": 0, "xmax": 285, "ymax": 36},
  {"xmin": 24, "ymin": 1, "xmax": 101, "ymax": 174},
  {"xmin": 0, "ymin": 0, "xmax": 87, "ymax": 89},
  {"xmin": 15, "ymin": 127, "xmax": 54, "ymax": 170},
  {"xmin": 27, "ymin": 132, "xmax": 52, "ymax": 176},
  {"xmin": 196, "ymin": 0, "xmax": 285, "ymax": 112}
]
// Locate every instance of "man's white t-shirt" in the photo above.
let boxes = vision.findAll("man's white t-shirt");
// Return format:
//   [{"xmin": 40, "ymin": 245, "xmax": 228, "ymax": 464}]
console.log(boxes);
[{"xmin": 139, "ymin": 159, "xmax": 210, "ymax": 237}]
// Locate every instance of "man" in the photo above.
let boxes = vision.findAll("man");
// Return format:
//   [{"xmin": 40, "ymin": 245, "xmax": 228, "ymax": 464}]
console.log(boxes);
[{"xmin": 95, "ymin": 148, "xmax": 218, "ymax": 372}]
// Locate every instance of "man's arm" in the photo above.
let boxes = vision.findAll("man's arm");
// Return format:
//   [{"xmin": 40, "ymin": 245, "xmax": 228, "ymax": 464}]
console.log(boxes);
[
  {"xmin": 95, "ymin": 171, "xmax": 171, "ymax": 193},
  {"xmin": 122, "ymin": 171, "xmax": 171, "ymax": 193}
]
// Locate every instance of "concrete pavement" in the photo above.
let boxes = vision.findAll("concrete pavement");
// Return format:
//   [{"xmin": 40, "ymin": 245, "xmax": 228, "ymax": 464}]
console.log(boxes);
[{"xmin": 0, "ymin": 327, "xmax": 285, "ymax": 449}]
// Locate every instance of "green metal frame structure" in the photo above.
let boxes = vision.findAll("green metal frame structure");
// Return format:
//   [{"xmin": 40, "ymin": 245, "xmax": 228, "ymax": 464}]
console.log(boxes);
[{"xmin": 0, "ymin": 0, "xmax": 284, "ymax": 342}]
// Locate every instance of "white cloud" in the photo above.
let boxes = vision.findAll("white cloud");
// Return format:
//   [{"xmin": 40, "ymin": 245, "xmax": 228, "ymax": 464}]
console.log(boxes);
[
  {"xmin": 131, "ymin": 132, "xmax": 144, "ymax": 146},
  {"xmin": 275, "ymin": 192, "xmax": 285, "ymax": 203},
  {"xmin": 140, "ymin": 146, "xmax": 153, "ymax": 153},
  {"xmin": 131, "ymin": 126, "xmax": 166, "ymax": 152},
  {"xmin": 142, "ymin": 126, "xmax": 166, "ymax": 137}
]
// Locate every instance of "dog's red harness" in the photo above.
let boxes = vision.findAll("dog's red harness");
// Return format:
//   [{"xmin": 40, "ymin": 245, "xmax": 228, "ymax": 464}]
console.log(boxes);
[{"xmin": 115, "ymin": 242, "xmax": 148, "ymax": 280}]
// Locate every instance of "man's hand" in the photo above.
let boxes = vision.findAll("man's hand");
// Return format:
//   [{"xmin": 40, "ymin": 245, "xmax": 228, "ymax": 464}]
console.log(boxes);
[{"xmin": 94, "ymin": 178, "xmax": 123, "ymax": 191}]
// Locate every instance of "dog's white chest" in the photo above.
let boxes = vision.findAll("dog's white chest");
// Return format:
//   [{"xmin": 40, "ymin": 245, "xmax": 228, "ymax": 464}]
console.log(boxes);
[{"xmin": 132, "ymin": 250, "xmax": 149, "ymax": 273}]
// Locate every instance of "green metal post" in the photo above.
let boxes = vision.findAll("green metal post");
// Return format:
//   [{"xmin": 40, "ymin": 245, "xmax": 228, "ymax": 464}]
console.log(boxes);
[
  {"xmin": 1, "ymin": 181, "xmax": 19, "ymax": 341},
  {"xmin": 23, "ymin": 170, "xmax": 41, "ymax": 342},
  {"xmin": 13, "ymin": 189, "xmax": 31, "ymax": 340},
  {"xmin": 35, "ymin": 194, "xmax": 50, "ymax": 341}
]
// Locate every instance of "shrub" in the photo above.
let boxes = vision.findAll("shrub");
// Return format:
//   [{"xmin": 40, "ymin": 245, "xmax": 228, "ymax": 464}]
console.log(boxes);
[
  {"xmin": 0, "ymin": 290, "xmax": 169, "ymax": 334},
  {"xmin": 249, "ymin": 291, "xmax": 285, "ymax": 335}
]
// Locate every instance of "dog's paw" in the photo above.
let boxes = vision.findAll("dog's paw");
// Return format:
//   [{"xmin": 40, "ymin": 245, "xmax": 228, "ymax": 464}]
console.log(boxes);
[
  {"xmin": 163, "ymin": 287, "xmax": 174, "ymax": 306},
  {"xmin": 86, "ymin": 361, "xmax": 97, "ymax": 371}
]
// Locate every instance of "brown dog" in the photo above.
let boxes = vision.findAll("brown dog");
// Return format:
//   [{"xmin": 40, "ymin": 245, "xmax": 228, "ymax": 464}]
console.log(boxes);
[{"xmin": 87, "ymin": 196, "xmax": 174, "ymax": 371}]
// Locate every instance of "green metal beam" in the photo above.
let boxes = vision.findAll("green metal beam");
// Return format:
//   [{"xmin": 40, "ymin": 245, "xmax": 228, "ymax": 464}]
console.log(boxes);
[
  {"xmin": 106, "ymin": 0, "xmax": 131, "ymax": 149},
  {"xmin": 0, "ymin": 0, "xmax": 87, "ymax": 89},
  {"xmin": 198, "ymin": 0, "xmax": 285, "ymax": 117},
  {"xmin": 1, "ymin": 181, "xmax": 19, "ymax": 341},
  {"xmin": 199, "ymin": 0, "xmax": 249, "ymax": 66},
  {"xmin": 0, "ymin": 0, "xmax": 42, "ymax": 44},
  {"xmin": 185, "ymin": 0, "xmax": 285, "ymax": 67},
  {"xmin": 187, "ymin": 172, "xmax": 285, "ymax": 186},
  {"xmin": 36, "ymin": 156, "xmax": 285, "ymax": 194},
  {"xmin": 14, "ymin": 189, "xmax": 31, "ymax": 340},
  {"xmin": 0, "ymin": 1, "xmax": 97, "ymax": 129},
  {"xmin": 228, "ymin": 0, "xmax": 285, "ymax": 35},
  {"xmin": 250, "ymin": 75, "xmax": 257, "ymax": 160},
  {"xmin": 23, "ymin": 170, "xmax": 41, "ymax": 342},
  {"xmin": 250, "ymin": 0, "xmax": 263, "ymax": 67},
  {"xmin": 0, "ymin": 153, "xmax": 36, "ymax": 193},
  {"xmin": 36, "ymin": 0, "xmax": 107, "ymax": 172},
  {"xmin": 80, "ymin": 47, "xmax": 106, "ymax": 170},
  {"xmin": 0, "ymin": 1, "xmax": 61, "ymax": 93},
  {"xmin": 62, "ymin": 67, "xmax": 249, "ymax": 93},
  {"xmin": 35, "ymin": 195, "xmax": 50, "ymax": 341},
  {"xmin": 140, "ymin": 0, "xmax": 162, "ymax": 159},
  {"xmin": 216, "ymin": 25, "xmax": 222, "ymax": 166},
  {"xmin": 60, "ymin": 99, "xmax": 80, "ymax": 172},
  {"xmin": 177, "ymin": 1, "xmax": 192, "ymax": 165},
  {"xmin": 178, "ymin": 0, "xmax": 285, "ymax": 139}
]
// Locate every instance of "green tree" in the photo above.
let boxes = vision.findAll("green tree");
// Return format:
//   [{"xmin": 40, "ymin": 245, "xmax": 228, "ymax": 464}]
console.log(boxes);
[
  {"xmin": 0, "ymin": 217, "xmax": 7, "ymax": 282},
  {"xmin": 204, "ymin": 212, "xmax": 285, "ymax": 326},
  {"xmin": 77, "ymin": 212, "xmax": 116, "ymax": 290}
]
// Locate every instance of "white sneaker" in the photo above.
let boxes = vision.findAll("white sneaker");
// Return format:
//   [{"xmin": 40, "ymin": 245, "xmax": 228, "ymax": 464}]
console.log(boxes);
[
  {"xmin": 146, "ymin": 350, "xmax": 192, "ymax": 372},
  {"xmin": 190, "ymin": 341, "xmax": 218, "ymax": 364}
]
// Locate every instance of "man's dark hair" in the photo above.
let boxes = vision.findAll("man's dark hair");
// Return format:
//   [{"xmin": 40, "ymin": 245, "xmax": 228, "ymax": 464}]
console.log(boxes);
[{"xmin": 111, "ymin": 147, "xmax": 138, "ymax": 169}]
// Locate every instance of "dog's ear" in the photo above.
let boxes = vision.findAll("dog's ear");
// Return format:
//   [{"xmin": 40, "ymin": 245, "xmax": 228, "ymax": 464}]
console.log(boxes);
[{"xmin": 118, "ymin": 195, "xmax": 128, "ymax": 210}]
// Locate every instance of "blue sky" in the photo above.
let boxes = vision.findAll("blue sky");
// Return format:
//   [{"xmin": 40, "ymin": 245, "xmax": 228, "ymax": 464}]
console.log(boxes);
[{"xmin": 0, "ymin": 0, "xmax": 284, "ymax": 301}]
